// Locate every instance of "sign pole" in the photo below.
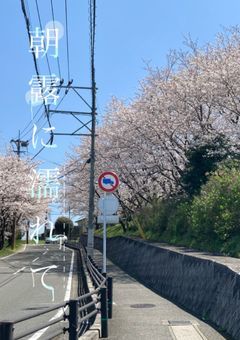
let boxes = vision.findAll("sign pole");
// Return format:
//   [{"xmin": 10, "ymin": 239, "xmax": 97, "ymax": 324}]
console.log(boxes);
[
  {"xmin": 98, "ymin": 171, "xmax": 120, "ymax": 274},
  {"xmin": 103, "ymin": 192, "xmax": 107, "ymax": 274}
]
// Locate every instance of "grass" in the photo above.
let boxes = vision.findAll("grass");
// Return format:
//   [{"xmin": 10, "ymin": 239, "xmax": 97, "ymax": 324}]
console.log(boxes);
[
  {"xmin": 95, "ymin": 224, "xmax": 140, "ymax": 238},
  {"xmin": 0, "ymin": 240, "xmax": 26, "ymax": 258},
  {"xmin": 0, "ymin": 239, "xmax": 46, "ymax": 258}
]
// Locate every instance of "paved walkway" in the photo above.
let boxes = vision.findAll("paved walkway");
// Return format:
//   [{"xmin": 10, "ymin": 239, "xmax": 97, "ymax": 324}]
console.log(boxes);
[{"xmin": 94, "ymin": 250, "xmax": 226, "ymax": 340}]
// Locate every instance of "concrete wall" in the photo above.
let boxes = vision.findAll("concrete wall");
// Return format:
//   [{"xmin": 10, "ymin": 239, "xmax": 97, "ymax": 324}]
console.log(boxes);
[{"xmin": 83, "ymin": 235, "xmax": 240, "ymax": 339}]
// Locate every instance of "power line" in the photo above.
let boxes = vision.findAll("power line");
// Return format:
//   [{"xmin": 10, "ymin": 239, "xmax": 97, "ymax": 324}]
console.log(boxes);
[
  {"xmin": 20, "ymin": 0, "xmax": 65, "ymax": 140},
  {"xmin": 31, "ymin": 138, "xmax": 51, "ymax": 160},
  {"xmin": 29, "ymin": 92, "xmax": 67, "ymax": 160},
  {"xmin": 27, "ymin": 153, "xmax": 61, "ymax": 166},
  {"xmin": 64, "ymin": 0, "xmax": 71, "ymax": 81},
  {"xmin": 21, "ymin": 0, "xmax": 54, "ymax": 144},
  {"xmin": 21, "ymin": 85, "xmax": 65, "ymax": 142},
  {"xmin": 35, "ymin": 0, "xmax": 52, "ymax": 76},
  {"xmin": 25, "ymin": 0, "xmax": 32, "ymax": 25},
  {"xmin": 58, "ymin": 160, "xmax": 88, "ymax": 180},
  {"xmin": 20, "ymin": 104, "xmax": 44, "ymax": 138},
  {"xmin": 50, "ymin": 0, "xmax": 62, "ymax": 80}
]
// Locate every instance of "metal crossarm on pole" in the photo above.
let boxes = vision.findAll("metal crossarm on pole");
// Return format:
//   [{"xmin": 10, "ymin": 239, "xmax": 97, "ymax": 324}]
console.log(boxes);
[{"xmin": 49, "ymin": 109, "xmax": 93, "ymax": 116}]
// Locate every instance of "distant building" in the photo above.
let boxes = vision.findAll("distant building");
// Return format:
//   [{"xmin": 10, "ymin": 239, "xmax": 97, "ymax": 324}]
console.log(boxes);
[{"xmin": 72, "ymin": 215, "xmax": 87, "ymax": 234}]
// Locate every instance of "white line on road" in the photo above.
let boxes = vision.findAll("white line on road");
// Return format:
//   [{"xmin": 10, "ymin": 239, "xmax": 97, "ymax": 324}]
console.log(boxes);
[
  {"xmin": 28, "ymin": 249, "xmax": 74, "ymax": 340},
  {"xmin": 32, "ymin": 257, "xmax": 39, "ymax": 263},
  {"xmin": 13, "ymin": 267, "xmax": 26, "ymax": 275},
  {"xmin": 64, "ymin": 250, "xmax": 74, "ymax": 301},
  {"xmin": 43, "ymin": 250, "xmax": 48, "ymax": 255}
]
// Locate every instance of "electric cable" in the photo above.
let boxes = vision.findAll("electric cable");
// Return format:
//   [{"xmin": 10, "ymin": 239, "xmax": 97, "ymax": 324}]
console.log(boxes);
[
  {"xmin": 21, "ymin": 0, "xmax": 54, "ymax": 143},
  {"xmin": 20, "ymin": 104, "xmax": 44, "ymax": 138},
  {"xmin": 20, "ymin": 0, "xmax": 64, "ymax": 139},
  {"xmin": 64, "ymin": 0, "xmax": 71, "ymax": 81},
  {"xmin": 35, "ymin": 0, "xmax": 52, "ymax": 76},
  {"xmin": 31, "ymin": 138, "xmax": 51, "ymax": 160},
  {"xmin": 29, "ymin": 92, "xmax": 67, "ymax": 160},
  {"xmin": 50, "ymin": 0, "xmax": 62, "ymax": 80}
]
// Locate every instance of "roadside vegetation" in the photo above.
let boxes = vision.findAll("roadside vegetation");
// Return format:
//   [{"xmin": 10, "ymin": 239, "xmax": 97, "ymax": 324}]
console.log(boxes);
[
  {"xmin": 96, "ymin": 160, "xmax": 240, "ymax": 257},
  {"xmin": 0, "ymin": 154, "xmax": 49, "ymax": 252},
  {"xmin": 63, "ymin": 27, "xmax": 240, "ymax": 257},
  {"xmin": 0, "ymin": 239, "xmax": 25, "ymax": 258}
]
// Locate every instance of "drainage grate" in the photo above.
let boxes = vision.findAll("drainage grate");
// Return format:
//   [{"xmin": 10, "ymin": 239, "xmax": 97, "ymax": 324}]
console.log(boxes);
[{"xmin": 130, "ymin": 303, "xmax": 156, "ymax": 308}]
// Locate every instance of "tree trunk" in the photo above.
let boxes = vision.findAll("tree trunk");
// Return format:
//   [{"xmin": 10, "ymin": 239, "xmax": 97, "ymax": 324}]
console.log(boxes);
[
  {"xmin": 0, "ymin": 230, "xmax": 4, "ymax": 250},
  {"xmin": 120, "ymin": 219, "xmax": 127, "ymax": 233},
  {"xmin": 11, "ymin": 218, "xmax": 16, "ymax": 250}
]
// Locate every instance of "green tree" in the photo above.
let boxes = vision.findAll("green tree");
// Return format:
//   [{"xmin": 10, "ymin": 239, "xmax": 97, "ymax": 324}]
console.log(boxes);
[
  {"xmin": 54, "ymin": 216, "xmax": 73, "ymax": 237},
  {"xmin": 180, "ymin": 135, "xmax": 235, "ymax": 197}
]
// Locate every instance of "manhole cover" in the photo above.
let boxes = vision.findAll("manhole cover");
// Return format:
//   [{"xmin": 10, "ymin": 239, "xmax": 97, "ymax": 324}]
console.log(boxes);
[{"xmin": 130, "ymin": 304, "xmax": 156, "ymax": 308}]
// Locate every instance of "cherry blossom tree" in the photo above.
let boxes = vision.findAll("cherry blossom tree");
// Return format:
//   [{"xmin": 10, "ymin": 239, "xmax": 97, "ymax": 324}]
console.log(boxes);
[
  {"xmin": 0, "ymin": 154, "xmax": 49, "ymax": 249},
  {"xmin": 61, "ymin": 27, "xmax": 240, "ymax": 225}
]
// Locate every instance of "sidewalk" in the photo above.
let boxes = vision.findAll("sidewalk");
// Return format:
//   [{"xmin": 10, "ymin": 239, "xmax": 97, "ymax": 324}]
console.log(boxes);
[{"xmin": 94, "ymin": 250, "xmax": 226, "ymax": 340}]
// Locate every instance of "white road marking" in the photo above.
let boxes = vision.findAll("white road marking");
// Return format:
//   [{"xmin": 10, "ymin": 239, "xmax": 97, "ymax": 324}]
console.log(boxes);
[
  {"xmin": 30, "ymin": 265, "xmax": 57, "ymax": 290},
  {"xmin": 43, "ymin": 249, "xmax": 48, "ymax": 255},
  {"xmin": 13, "ymin": 267, "xmax": 26, "ymax": 275},
  {"xmin": 28, "ymin": 249, "xmax": 74, "ymax": 340},
  {"xmin": 64, "ymin": 250, "xmax": 74, "ymax": 301},
  {"xmin": 32, "ymin": 257, "xmax": 39, "ymax": 263},
  {"xmin": 170, "ymin": 324, "xmax": 208, "ymax": 340},
  {"xmin": 41, "ymin": 267, "xmax": 57, "ymax": 302}
]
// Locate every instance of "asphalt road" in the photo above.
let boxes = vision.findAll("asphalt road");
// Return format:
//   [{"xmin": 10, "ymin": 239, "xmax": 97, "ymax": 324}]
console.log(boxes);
[{"xmin": 0, "ymin": 244, "xmax": 78, "ymax": 340}]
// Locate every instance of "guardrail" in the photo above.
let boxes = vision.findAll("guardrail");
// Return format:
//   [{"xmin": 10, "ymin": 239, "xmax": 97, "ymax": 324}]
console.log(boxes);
[{"xmin": 0, "ymin": 242, "xmax": 113, "ymax": 340}]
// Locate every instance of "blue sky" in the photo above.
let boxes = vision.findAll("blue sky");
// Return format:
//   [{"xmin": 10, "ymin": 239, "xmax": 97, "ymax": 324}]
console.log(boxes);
[{"xmin": 1, "ymin": 0, "xmax": 240, "ymax": 168}]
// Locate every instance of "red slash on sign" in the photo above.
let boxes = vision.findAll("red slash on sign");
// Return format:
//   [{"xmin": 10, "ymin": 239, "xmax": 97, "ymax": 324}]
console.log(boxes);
[{"xmin": 98, "ymin": 171, "xmax": 119, "ymax": 192}]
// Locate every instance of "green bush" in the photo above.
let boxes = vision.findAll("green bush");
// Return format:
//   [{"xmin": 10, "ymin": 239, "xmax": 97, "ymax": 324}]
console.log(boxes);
[
  {"xmin": 167, "ymin": 201, "xmax": 191, "ymax": 241},
  {"xmin": 190, "ymin": 162, "xmax": 240, "ymax": 253},
  {"xmin": 135, "ymin": 199, "xmax": 178, "ymax": 238},
  {"xmin": 125, "ymin": 161, "xmax": 240, "ymax": 256}
]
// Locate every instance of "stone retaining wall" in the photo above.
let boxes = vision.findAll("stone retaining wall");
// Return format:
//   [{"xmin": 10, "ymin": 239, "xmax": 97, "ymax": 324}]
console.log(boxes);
[{"xmin": 83, "ymin": 235, "xmax": 240, "ymax": 339}]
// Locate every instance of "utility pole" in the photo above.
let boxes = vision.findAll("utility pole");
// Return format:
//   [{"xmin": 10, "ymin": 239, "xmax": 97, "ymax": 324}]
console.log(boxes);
[
  {"xmin": 87, "ymin": 84, "xmax": 96, "ymax": 257},
  {"xmin": 10, "ymin": 131, "xmax": 29, "ymax": 248},
  {"xmin": 10, "ymin": 130, "xmax": 29, "ymax": 158},
  {"xmin": 87, "ymin": 0, "xmax": 97, "ymax": 257},
  {"xmin": 20, "ymin": 1, "xmax": 97, "ymax": 256}
]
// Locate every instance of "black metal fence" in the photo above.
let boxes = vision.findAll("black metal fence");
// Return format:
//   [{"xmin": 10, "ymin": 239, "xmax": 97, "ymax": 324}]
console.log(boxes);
[{"xmin": 0, "ymin": 242, "xmax": 112, "ymax": 340}]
